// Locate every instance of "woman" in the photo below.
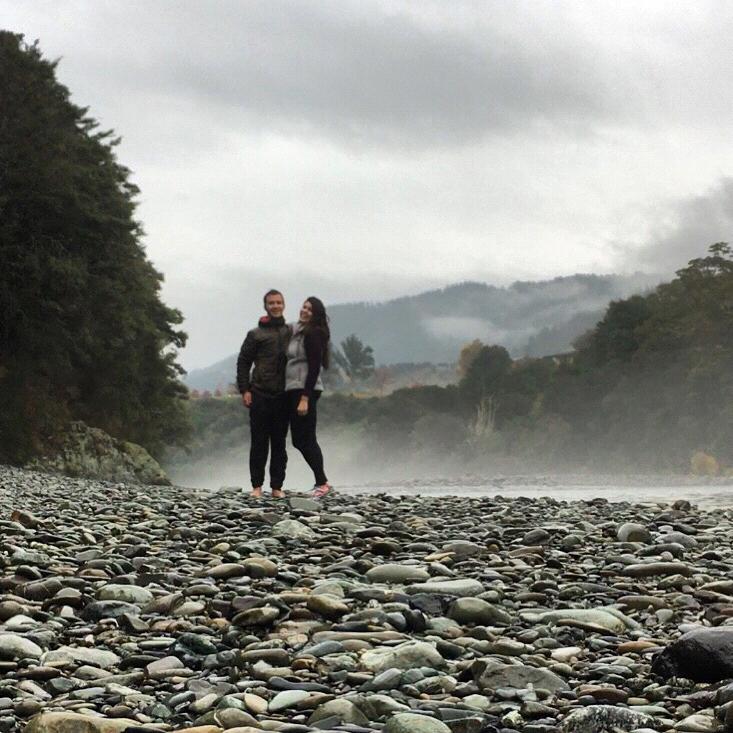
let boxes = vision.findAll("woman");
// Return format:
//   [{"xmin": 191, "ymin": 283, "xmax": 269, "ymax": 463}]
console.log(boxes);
[{"xmin": 285, "ymin": 297, "xmax": 332, "ymax": 498}]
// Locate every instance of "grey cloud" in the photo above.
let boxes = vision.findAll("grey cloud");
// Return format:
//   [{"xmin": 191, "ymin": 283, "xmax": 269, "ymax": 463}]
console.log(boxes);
[
  {"xmin": 12, "ymin": 2, "xmax": 733, "ymax": 151},
  {"xmin": 37, "ymin": 1, "xmax": 653, "ymax": 148},
  {"xmin": 636, "ymin": 177, "xmax": 733, "ymax": 273}
]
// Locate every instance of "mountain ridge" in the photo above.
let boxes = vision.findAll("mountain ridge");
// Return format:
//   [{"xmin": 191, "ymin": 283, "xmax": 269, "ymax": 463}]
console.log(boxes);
[{"xmin": 185, "ymin": 271, "xmax": 659, "ymax": 391}]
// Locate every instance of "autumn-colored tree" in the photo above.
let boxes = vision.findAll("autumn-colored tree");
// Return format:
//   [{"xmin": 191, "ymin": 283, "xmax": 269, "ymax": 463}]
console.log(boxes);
[{"xmin": 457, "ymin": 339, "xmax": 484, "ymax": 377}]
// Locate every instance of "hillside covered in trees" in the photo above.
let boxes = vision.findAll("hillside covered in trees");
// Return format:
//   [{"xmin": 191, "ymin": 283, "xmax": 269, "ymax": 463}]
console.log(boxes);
[
  {"xmin": 176, "ymin": 245, "xmax": 733, "ymax": 477},
  {"xmin": 186, "ymin": 271, "xmax": 656, "ymax": 391},
  {"xmin": 0, "ymin": 33, "xmax": 189, "ymax": 463}
]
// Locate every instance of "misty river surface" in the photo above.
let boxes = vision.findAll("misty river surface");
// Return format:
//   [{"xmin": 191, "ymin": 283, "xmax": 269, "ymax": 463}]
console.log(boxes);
[
  {"xmin": 194, "ymin": 471, "xmax": 733, "ymax": 509},
  {"xmin": 306, "ymin": 476, "xmax": 733, "ymax": 509}
]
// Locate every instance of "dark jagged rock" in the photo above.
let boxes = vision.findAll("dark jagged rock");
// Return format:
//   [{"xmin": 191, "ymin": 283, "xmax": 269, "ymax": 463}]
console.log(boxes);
[{"xmin": 652, "ymin": 626, "xmax": 733, "ymax": 682}]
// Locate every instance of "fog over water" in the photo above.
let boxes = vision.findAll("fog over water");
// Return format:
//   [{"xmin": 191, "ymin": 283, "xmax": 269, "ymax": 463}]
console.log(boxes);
[{"xmin": 166, "ymin": 435, "xmax": 733, "ymax": 509}]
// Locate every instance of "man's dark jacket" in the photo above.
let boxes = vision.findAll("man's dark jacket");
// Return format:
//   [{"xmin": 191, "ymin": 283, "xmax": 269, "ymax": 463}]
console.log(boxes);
[{"xmin": 236, "ymin": 316, "xmax": 290, "ymax": 395}]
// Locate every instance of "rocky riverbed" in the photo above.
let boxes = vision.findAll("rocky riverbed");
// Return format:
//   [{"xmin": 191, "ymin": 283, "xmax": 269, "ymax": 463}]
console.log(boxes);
[{"xmin": 2, "ymin": 466, "xmax": 733, "ymax": 733}]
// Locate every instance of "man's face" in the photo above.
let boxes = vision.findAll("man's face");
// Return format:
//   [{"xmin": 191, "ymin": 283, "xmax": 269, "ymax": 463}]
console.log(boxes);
[{"xmin": 265, "ymin": 293, "xmax": 285, "ymax": 319}]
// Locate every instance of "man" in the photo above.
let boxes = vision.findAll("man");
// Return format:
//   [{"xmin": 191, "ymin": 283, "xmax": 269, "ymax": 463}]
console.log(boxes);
[{"xmin": 236, "ymin": 289, "xmax": 290, "ymax": 498}]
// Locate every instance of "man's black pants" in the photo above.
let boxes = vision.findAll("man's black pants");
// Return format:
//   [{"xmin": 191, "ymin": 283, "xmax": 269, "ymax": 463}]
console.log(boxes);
[
  {"xmin": 249, "ymin": 391, "xmax": 288, "ymax": 489},
  {"xmin": 288, "ymin": 390, "xmax": 327, "ymax": 486}
]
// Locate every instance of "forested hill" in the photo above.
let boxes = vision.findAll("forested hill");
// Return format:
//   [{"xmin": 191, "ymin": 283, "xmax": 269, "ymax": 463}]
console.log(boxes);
[
  {"xmin": 0, "ymin": 33, "xmax": 189, "ymax": 463},
  {"xmin": 186, "ymin": 272, "xmax": 656, "ymax": 390},
  {"xmin": 330, "ymin": 272, "xmax": 656, "ymax": 362}
]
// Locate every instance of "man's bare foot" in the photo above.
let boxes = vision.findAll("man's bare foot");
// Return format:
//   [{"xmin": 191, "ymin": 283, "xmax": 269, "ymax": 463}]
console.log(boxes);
[
  {"xmin": 271, "ymin": 488, "xmax": 284, "ymax": 499},
  {"xmin": 251, "ymin": 486, "xmax": 263, "ymax": 498}
]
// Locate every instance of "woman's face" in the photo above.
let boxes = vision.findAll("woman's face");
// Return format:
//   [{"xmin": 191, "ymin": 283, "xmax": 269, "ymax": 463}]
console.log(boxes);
[{"xmin": 300, "ymin": 300, "xmax": 313, "ymax": 323}]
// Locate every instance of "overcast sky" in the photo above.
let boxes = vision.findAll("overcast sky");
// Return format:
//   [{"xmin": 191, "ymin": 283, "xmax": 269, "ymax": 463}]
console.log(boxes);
[{"xmin": 4, "ymin": 1, "xmax": 733, "ymax": 368}]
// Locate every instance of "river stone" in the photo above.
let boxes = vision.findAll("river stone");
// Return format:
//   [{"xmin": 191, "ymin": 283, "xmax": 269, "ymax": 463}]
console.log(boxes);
[
  {"xmin": 522, "ymin": 528, "xmax": 551, "ymax": 544},
  {"xmin": 272, "ymin": 519, "xmax": 316, "ymax": 540},
  {"xmin": 241, "ymin": 557, "xmax": 277, "ymax": 577},
  {"xmin": 616, "ymin": 522, "xmax": 652, "ymax": 543},
  {"xmin": 307, "ymin": 593, "xmax": 350, "ymax": 619},
  {"xmin": 442, "ymin": 540, "xmax": 482, "ymax": 557},
  {"xmin": 232, "ymin": 605, "xmax": 280, "ymax": 627},
  {"xmin": 651, "ymin": 626, "xmax": 733, "ymax": 682},
  {"xmin": 361, "ymin": 640, "xmax": 444, "ymax": 673},
  {"xmin": 215, "ymin": 707, "xmax": 259, "ymax": 727},
  {"xmin": 357, "ymin": 693, "xmax": 410, "ymax": 718},
  {"xmin": 203, "ymin": 563, "xmax": 248, "ymax": 579},
  {"xmin": 288, "ymin": 496, "xmax": 321, "ymax": 512},
  {"xmin": 268, "ymin": 689, "xmax": 311, "ymax": 711},
  {"xmin": 308, "ymin": 698, "xmax": 369, "ymax": 725},
  {"xmin": 82, "ymin": 601, "xmax": 140, "ymax": 621},
  {"xmin": 520, "ymin": 607, "xmax": 636, "ymax": 633},
  {"xmin": 366, "ymin": 564, "xmax": 430, "ymax": 584},
  {"xmin": 0, "ymin": 633, "xmax": 42, "ymax": 659},
  {"xmin": 559, "ymin": 705, "xmax": 656, "ymax": 732},
  {"xmin": 674, "ymin": 713, "xmax": 718, "ymax": 731},
  {"xmin": 384, "ymin": 713, "xmax": 451, "ymax": 733},
  {"xmin": 624, "ymin": 562, "xmax": 693, "ymax": 577},
  {"xmin": 405, "ymin": 579, "xmax": 485, "ymax": 597},
  {"xmin": 42, "ymin": 646, "xmax": 120, "ymax": 669},
  {"xmin": 24, "ymin": 711, "xmax": 140, "ymax": 733},
  {"xmin": 3, "ymin": 613, "xmax": 38, "ymax": 631},
  {"xmin": 448, "ymin": 597, "xmax": 512, "ymax": 625},
  {"xmin": 146, "ymin": 655, "xmax": 184, "ymax": 676},
  {"xmin": 96, "ymin": 584, "xmax": 153, "ymax": 605},
  {"xmin": 472, "ymin": 659, "xmax": 569, "ymax": 692}
]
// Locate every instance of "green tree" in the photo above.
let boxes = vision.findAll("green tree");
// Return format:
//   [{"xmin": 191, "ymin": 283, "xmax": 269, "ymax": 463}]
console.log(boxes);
[
  {"xmin": 334, "ymin": 334, "xmax": 375, "ymax": 381},
  {"xmin": 584, "ymin": 295, "xmax": 653, "ymax": 364},
  {"xmin": 457, "ymin": 339, "xmax": 484, "ymax": 377},
  {"xmin": 458, "ymin": 344, "xmax": 512, "ymax": 407},
  {"xmin": 0, "ymin": 33, "xmax": 190, "ymax": 461}
]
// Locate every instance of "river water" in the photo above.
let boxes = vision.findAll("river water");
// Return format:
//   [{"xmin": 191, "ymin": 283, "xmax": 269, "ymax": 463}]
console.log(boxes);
[{"xmin": 330, "ymin": 475, "xmax": 733, "ymax": 509}]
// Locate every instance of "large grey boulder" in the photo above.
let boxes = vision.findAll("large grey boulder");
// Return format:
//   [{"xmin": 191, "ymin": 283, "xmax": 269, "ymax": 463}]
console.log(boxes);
[{"xmin": 26, "ymin": 421, "xmax": 169, "ymax": 485}]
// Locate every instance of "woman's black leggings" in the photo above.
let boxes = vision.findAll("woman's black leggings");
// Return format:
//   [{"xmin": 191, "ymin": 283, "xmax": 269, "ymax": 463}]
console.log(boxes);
[{"xmin": 288, "ymin": 390, "xmax": 327, "ymax": 486}]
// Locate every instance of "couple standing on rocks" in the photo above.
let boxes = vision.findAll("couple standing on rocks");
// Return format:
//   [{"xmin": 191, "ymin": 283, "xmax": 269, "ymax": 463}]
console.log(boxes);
[{"xmin": 236, "ymin": 289, "xmax": 332, "ymax": 500}]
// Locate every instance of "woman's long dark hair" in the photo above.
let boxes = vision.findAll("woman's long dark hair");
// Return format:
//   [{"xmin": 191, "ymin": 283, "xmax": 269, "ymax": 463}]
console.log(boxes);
[{"xmin": 304, "ymin": 296, "xmax": 330, "ymax": 369}]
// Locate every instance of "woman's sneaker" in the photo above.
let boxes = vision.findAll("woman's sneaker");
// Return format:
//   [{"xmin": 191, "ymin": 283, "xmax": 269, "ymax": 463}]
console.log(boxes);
[{"xmin": 312, "ymin": 483, "xmax": 332, "ymax": 499}]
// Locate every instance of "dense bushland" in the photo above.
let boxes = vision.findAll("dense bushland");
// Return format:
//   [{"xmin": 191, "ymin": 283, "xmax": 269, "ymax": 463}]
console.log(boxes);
[{"xmin": 0, "ymin": 33, "xmax": 189, "ymax": 461}]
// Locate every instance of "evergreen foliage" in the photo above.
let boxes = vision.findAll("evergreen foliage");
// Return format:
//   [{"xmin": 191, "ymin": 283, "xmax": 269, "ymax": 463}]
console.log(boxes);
[
  {"xmin": 333, "ymin": 334, "xmax": 375, "ymax": 380},
  {"xmin": 0, "ymin": 33, "xmax": 190, "ymax": 462}
]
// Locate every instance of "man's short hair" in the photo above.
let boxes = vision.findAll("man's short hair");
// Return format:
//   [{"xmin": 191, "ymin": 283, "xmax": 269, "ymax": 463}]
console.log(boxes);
[{"xmin": 263, "ymin": 289, "xmax": 283, "ymax": 306}]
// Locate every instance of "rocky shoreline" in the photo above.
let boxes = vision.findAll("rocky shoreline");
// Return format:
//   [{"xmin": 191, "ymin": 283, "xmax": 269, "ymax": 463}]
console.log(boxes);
[{"xmin": 2, "ymin": 466, "xmax": 733, "ymax": 733}]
